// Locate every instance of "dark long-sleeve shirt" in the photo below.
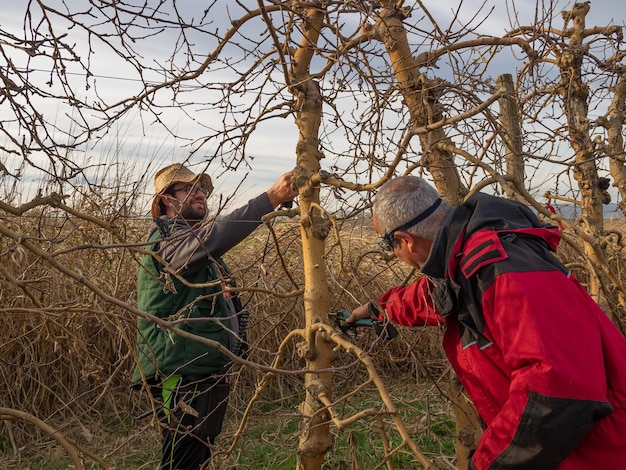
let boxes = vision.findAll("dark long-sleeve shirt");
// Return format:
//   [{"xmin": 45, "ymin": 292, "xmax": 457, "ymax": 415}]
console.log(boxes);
[{"xmin": 148, "ymin": 193, "xmax": 274, "ymax": 274}]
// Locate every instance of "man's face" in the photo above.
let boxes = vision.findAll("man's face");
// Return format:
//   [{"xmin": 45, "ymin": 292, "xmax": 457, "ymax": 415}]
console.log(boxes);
[
  {"xmin": 373, "ymin": 216, "xmax": 405, "ymax": 258},
  {"xmin": 373, "ymin": 215, "xmax": 429, "ymax": 269},
  {"xmin": 165, "ymin": 181, "xmax": 209, "ymax": 221}
]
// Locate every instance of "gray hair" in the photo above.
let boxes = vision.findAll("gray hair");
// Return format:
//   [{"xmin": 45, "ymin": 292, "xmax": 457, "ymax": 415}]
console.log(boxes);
[{"xmin": 373, "ymin": 175, "xmax": 450, "ymax": 241}]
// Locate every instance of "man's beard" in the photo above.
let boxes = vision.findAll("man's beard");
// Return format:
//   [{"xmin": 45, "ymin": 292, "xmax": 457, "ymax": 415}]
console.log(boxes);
[{"xmin": 178, "ymin": 199, "xmax": 207, "ymax": 222}]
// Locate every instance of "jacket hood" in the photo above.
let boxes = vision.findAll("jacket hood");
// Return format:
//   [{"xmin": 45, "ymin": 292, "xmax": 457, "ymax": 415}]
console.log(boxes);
[
  {"xmin": 462, "ymin": 192, "xmax": 550, "ymax": 234},
  {"xmin": 422, "ymin": 192, "xmax": 561, "ymax": 279}
]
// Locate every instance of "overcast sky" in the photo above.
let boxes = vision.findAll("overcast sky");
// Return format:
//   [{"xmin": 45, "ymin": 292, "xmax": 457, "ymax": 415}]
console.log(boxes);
[{"xmin": 0, "ymin": 1, "xmax": 623, "ymax": 213}]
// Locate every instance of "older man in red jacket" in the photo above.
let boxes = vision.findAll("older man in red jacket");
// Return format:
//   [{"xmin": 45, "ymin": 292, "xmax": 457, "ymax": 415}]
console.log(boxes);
[{"xmin": 349, "ymin": 175, "xmax": 626, "ymax": 470}]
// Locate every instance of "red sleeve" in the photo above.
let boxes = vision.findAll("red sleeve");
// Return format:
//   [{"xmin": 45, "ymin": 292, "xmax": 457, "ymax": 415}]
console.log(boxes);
[
  {"xmin": 471, "ymin": 270, "xmax": 614, "ymax": 469},
  {"xmin": 377, "ymin": 276, "xmax": 444, "ymax": 327}
]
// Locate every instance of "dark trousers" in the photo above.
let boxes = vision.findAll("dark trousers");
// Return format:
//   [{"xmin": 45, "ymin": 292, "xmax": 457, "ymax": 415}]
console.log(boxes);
[{"xmin": 151, "ymin": 376, "xmax": 230, "ymax": 470}]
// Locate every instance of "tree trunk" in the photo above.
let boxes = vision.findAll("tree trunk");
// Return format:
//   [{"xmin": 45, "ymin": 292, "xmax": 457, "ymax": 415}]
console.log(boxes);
[
  {"xmin": 289, "ymin": 6, "xmax": 334, "ymax": 470},
  {"xmin": 449, "ymin": 372, "xmax": 482, "ymax": 470},
  {"xmin": 374, "ymin": 4, "xmax": 466, "ymax": 204},
  {"xmin": 602, "ymin": 77, "xmax": 626, "ymax": 216},
  {"xmin": 497, "ymin": 74, "xmax": 525, "ymax": 197},
  {"xmin": 558, "ymin": 3, "xmax": 607, "ymax": 300},
  {"xmin": 373, "ymin": 5, "xmax": 481, "ymax": 468}
]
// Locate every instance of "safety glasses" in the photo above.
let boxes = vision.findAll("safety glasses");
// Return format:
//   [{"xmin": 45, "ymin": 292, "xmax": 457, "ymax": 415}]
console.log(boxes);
[
  {"xmin": 376, "ymin": 198, "xmax": 442, "ymax": 252},
  {"xmin": 169, "ymin": 182, "xmax": 211, "ymax": 196}
]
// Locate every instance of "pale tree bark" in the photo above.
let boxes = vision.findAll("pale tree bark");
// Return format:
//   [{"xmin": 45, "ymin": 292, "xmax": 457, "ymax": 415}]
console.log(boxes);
[
  {"xmin": 597, "ymin": 75, "xmax": 626, "ymax": 325},
  {"xmin": 370, "ymin": 4, "xmax": 480, "ymax": 468},
  {"xmin": 497, "ymin": 74, "xmax": 525, "ymax": 198},
  {"xmin": 371, "ymin": 3, "xmax": 467, "ymax": 204},
  {"xmin": 288, "ymin": 6, "xmax": 334, "ymax": 469},
  {"xmin": 599, "ymin": 76, "xmax": 626, "ymax": 215},
  {"xmin": 556, "ymin": 2, "xmax": 607, "ymax": 299}
]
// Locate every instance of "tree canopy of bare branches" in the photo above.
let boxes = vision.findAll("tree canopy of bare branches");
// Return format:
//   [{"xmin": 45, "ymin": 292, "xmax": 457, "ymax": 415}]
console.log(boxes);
[{"xmin": 1, "ymin": 1, "xmax": 625, "ymax": 469}]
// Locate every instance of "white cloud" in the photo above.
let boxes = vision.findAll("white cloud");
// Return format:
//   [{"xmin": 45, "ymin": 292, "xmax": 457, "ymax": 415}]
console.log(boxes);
[{"xmin": 0, "ymin": 0, "xmax": 623, "ymax": 212}]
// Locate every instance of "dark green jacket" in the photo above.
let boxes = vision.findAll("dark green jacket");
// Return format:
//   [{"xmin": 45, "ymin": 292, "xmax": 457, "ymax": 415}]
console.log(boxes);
[
  {"xmin": 131, "ymin": 229, "xmax": 241, "ymax": 383},
  {"xmin": 131, "ymin": 194, "xmax": 273, "ymax": 385}
]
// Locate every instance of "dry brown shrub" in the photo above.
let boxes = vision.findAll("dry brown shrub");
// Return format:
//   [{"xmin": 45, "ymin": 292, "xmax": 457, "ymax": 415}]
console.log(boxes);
[
  {"xmin": 0, "ymin": 207, "xmax": 143, "ymax": 456},
  {"xmin": 2, "ymin": 207, "xmax": 625, "ymax": 464},
  {"xmin": 0, "ymin": 209, "xmax": 447, "ymax": 459}
]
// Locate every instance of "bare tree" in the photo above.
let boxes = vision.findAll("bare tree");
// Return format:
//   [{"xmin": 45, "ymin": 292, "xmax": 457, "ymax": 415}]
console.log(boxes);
[{"xmin": 1, "ymin": 1, "xmax": 625, "ymax": 469}]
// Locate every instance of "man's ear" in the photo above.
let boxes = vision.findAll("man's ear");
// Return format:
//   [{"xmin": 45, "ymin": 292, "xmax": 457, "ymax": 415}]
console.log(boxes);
[
  {"xmin": 159, "ymin": 194, "xmax": 176, "ymax": 215},
  {"xmin": 397, "ymin": 230, "xmax": 432, "ymax": 264},
  {"xmin": 394, "ymin": 231, "xmax": 413, "ymax": 249},
  {"xmin": 160, "ymin": 194, "xmax": 175, "ymax": 204}
]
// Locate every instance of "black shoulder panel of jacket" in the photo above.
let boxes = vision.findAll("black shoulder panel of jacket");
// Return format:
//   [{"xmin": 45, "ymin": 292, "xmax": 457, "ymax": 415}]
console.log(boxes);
[
  {"xmin": 458, "ymin": 231, "xmax": 508, "ymax": 280},
  {"xmin": 458, "ymin": 230, "xmax": 567, "ymax": 284}
]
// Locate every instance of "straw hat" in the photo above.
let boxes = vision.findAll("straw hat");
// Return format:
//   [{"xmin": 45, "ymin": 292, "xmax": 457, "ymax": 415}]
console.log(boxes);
[{"xmin": 150, "ymin": 163, "xmax": 213, "ymax": 218}]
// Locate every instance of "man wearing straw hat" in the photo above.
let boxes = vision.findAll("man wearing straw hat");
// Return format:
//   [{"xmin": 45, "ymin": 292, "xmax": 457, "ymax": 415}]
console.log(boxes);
[{"xmin": 132, "ymin": 162, "xmax": 297, "ymax": 470}]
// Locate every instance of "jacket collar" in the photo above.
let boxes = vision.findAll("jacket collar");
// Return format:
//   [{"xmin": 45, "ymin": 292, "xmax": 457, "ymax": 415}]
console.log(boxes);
[
  {"xmin": 421, "ymin": 203, "xmax": 470, "ymax": 280},
  {"xmin": 420, "ymin": 192, "xmax": 561, "ymax": 281}
]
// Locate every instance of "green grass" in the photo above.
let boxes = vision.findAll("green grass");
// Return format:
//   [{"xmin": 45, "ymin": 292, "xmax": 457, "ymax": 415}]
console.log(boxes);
[
  {"xmin": 4, "ymin": 446, "xmax": 160, "ymax": 470},
  {"xmin": 218, "ymin": 383, "xmax": 456, "ymax": 469},
  {"xmin": 4, "ymin": 381, "xmax": 456, "ymax": 469}
]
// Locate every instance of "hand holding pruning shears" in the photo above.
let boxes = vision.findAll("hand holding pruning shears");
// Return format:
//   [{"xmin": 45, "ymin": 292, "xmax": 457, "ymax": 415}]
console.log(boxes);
[{"xmin": 328, "ymin": 309, "xmax": 398, "ymax": 340}]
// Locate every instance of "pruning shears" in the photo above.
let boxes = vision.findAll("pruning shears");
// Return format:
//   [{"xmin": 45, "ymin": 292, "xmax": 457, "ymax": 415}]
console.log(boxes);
[{"xmin": 328, "ymin": 309, "xmax": 398, "ymax": 340}]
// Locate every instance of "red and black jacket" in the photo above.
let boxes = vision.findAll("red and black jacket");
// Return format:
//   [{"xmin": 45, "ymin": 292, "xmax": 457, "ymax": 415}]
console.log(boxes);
[{"xmin": 377, "ymin": 193, "xmax": 626, "ymax": 469}]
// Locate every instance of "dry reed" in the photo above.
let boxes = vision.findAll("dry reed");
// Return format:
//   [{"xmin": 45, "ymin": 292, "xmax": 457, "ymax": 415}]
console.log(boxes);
[{"xmin": 1, "ymin": 207, "xmax": 625, "ymax": 467}]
